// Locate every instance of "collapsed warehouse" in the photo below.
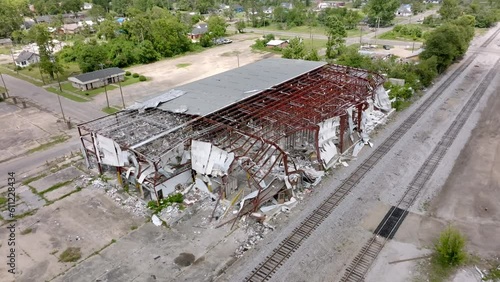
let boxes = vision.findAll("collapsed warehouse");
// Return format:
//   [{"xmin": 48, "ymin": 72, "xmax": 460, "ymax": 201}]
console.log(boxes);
[{"xmin": 78, "ymin": 58, "xmax": 390, "ymax": 220}]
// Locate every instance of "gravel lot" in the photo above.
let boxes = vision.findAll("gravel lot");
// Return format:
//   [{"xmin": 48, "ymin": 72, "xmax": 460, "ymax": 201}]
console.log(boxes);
[{"xmin": 217, "ymin": 28, "xmax": 500, "ymax": 282}]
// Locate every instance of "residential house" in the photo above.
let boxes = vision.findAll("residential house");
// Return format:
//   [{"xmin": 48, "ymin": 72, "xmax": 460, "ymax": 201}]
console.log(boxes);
[
  {"xmin": 396, "ymin": 4, "xmax": 412, "ymax": 17},
  {"xmin": 15, "ymin": 50, "xmax": 40, "ymax": 68},
  {"xmin": 0, "ymin": 38, "xmax": 13, "ymax": 47},
  {"xmin": 263, "ymin": 6, "xmax": 274, "ymax": 14},
  {"xmin": 83, "ymin": 2, "xmax": 93, "ymax": 10},
  {"xmin": 266, "ymin": 39, "xmax": 289, "ymax": 48},
  {"xmin": 61, "ymin": 23, "xmax": 80, "ymax": 34},
  {"xmin": 188, "ymin": 23, "xmax": 208, "ymax": 41},
  {"xmin": 233, "ymin": 4, "xmax": 244, "ymax": 13},
  {"xmin": 35, "ymin": 15, "xmax": 52, "ymax": 23},
  {"xmin": 68, "ymin": 67, "xmax": 126, "ymax": 91}
]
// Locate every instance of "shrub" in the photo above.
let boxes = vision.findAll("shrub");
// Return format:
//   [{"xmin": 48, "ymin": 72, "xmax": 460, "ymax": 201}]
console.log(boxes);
[
  {"xmin": 132, "ymin": 73, "xmax": 139, "ymax": 78},
  {"xmin": 59, "ymin": 247, "xmax": 82, "ymax": 262},
  {"xmin": 434, "ymin": 226, "xmax": 467, "ymax": 267},
  {"xmin": 147, "ymin": 193, "xmax": 184, "ymax": 214},
  {"xmin": 125, "ymin": 71, "xmax": 131, "ymax": 76},
  {"xmin": 139, "ymin": 75, "xmax": 146, "ymax": 81}
]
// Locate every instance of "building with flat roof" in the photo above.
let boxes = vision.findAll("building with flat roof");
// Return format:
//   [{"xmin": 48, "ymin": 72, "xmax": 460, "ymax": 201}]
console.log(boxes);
[
  {"xmin": 78, "ymin": 58, "xmax": 388, "ymax": 218},
  {"xmin": 69, "ymin": 67, "xmax": 125, "ymax": 91}
]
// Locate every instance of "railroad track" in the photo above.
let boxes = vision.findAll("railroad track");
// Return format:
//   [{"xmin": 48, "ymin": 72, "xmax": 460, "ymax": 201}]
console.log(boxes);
[
  {"xmin": 480, "ymin": 27, "xmax": 500, "ymax": 47},
  {"xmin": 244, "ymin": 27, "xmax": 500, "ymax": 282},
  {"xmin": 340, "ymin": 59, "xmax": 500, "ymax": 282}
]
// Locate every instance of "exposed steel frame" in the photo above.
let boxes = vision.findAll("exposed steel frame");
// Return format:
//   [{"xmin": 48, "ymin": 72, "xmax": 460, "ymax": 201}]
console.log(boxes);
[{"xmin": 77, "ymin": 63, "xmax": 383, "ymax": 211}]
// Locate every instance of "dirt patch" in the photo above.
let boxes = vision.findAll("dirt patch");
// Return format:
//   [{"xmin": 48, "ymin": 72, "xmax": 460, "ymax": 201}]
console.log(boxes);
[
  {"xmin": 174, "ymin": 253, "xmax": 196, "ymax": 267},
  {"xmin": 95, "ymin": 34, "xmax": 276, "ymax": 107},
  {"xmin": 424, "ymin": 84, "xmax": 500, "ymax": 258}
]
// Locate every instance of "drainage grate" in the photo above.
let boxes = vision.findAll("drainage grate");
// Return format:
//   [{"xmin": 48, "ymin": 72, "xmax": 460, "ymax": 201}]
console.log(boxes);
[{"xmin": 373, "ymin": 206, "xmax": 408, "ymax": 239}]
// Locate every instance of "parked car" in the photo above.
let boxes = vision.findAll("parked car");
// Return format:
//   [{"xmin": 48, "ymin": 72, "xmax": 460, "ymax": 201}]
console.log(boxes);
[{"xmin": 213, "ymin": 38, "xmax": 233, "ymax": 45}]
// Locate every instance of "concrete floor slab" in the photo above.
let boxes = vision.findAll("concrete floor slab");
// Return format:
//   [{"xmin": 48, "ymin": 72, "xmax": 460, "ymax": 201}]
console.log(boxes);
[{"xmin": 30, "ymin": 166, "xmax": 82, "ymax": 193}]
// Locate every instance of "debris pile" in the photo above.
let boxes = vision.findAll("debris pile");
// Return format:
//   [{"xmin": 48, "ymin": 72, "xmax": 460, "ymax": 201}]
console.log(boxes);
[
  {"xmin": 88, "ymin": 178, "xmax": 149, "ymax": 217},
  {"xmin": 235, "ymin": 221, "xmax": 274, "ymax": 257}
]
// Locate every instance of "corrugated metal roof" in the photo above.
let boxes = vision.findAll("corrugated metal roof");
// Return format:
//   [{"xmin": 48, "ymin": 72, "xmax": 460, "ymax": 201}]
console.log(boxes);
[{"xmin": 158, "ymin": 58, "xmax": 326, "ymax": 116}]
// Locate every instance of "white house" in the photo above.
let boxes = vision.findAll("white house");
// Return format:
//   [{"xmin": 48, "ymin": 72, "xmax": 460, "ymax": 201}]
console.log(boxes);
[
  {"xmin": 83, "ymin": 2, "xmax": 93, "ymax": 10},
  {"xmin": 396, "ymin": 4, "xmax": 412, "ymax": 17},
  {"xmin": 15, "ymin": 51, "xmax": 40, "ymax": 68}
]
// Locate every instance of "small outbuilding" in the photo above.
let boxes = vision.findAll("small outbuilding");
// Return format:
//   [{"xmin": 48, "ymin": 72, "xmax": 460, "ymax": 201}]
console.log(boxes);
[
  {"xmin": 266, "ymin": 39, "xmax": 289, "ymax": 49},
  {"xmin": 15, "ymin": 50, "xmax": 40, "ymax": 68},
  {"xmin": 68, "ymin": 67, "xmax": 125, "ymax": 91}
]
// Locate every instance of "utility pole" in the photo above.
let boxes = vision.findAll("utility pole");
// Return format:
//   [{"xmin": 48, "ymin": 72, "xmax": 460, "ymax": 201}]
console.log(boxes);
[
  {"xmin": 359, "ymin": 26, "xmax": 362, "ymax": 45},
  {"xmin": 374, "ymin": 16, "xmax": 381, "ymax": 46},
  {"xmin": 51, "ymin": 55, "xmax": 66, "ymax": 124},
  {"xmin": 10, "ymin": 49, "xmax": 18, "ymax": 74},
  {"xmin": 118, "ymin": 78, "xmax": 125, "ymax": 109},
  {"xmin": 99, "ymin": 63, "xmax": 110, "ymax": 109},
  {"xmin": 0, "ymin": 72, "xmax": 9, "ymax": 97}
]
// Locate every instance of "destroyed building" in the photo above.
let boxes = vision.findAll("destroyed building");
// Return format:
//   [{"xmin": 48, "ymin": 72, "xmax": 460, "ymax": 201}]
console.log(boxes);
[{"xmin": 78, "ymin": 58, "xmax": 390, "ymax": 218}]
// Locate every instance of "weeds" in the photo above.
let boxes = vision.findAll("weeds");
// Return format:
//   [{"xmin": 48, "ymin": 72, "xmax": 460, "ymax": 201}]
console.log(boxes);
[
  {"xmin": 59, "ymin": 247, "xmax": 82, "ymax": 262},
  {"xmin": 20, "ymin": 228, "xmax": 33, "ymax": 235},
  {"xmin": 434, "ymin": 226, "xmax": 467, "ymax": 267},
  {"xmin": 147, "ymin": 193, "xmax": 183, "ymax": 214}
]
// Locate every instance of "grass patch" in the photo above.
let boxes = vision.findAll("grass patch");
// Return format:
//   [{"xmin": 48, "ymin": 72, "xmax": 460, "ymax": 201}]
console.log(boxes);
[
  {"xmin": 0, "ymin": 65, "xmax": 44, "ymax": 86},
  {"xmin": 475, "ymin": 27, "xmax": 489, "ymax": 36},
  {"xmin": 119, "ymin": 75, "xmax": 143, "ymax": 86},
  {"xmin": 176, "ymin": 63, "xmax": 191, "ymax": 68},
  {"xmin": 40, "ymin": 180, "xmax": 73, "ymax": 195},
  {"xmin": 59, "ymin": 247, "xmax": 82, "ymax": 262},
  {"xmin": 0, "ymin": 46, "xmax": 12, "ymax": 55},
  {"xmin": 255, "ymin": 24, "xmax": 366, "ymax": 38},
  {"xmin": 130, "ymin": 225, "xmax": 138, "ymax": 230},
  {"xmin": 60, "ymin": 82, "xmax": 118, "ymax": 98},
  {"xmin": 20, "ymin": 228, "xmax": 33, "ymax": 235},
  {"xmin": 28, "ymin": 135, "xmax": 69, "ymax": 154},
  {"xmin": 102, "ymin": 106, "xmax": 120, "ymax": 115},
  {"xmin": 0, "ymin": 196, "xmax": 7, "ymax": 206},
  {"xmin": 46, "ymin": 87, "xmax": 88, "ymax": 102}
]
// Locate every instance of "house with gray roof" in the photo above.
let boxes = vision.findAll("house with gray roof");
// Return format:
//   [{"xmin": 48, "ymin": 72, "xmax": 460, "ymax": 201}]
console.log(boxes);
[
  {"xmin": 15, "ymin": 50, "xmax": 40, "ymax": 68},
  {"xmin": 0, "ymin": 38, "xmax": 12, "ymax": 46},
  {"xmin": 68, "ymin": 67, "xmax": 125, "ymax": 91},
  {"xmin": 188, "ymin": 23, "xmax": 208, "ymax": 41}
]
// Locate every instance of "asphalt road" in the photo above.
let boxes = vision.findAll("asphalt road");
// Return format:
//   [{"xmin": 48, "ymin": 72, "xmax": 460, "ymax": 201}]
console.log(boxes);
[{"xmin": 2, "ymin": 74, "xmax": 105, "ymax": 124}]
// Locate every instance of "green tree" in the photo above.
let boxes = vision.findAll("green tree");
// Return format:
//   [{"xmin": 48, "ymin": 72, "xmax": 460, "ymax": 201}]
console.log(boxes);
[
  {"xmin": 106, "ymin": 37, "xmax": 137, "ymax": 67},
  {"xmin": 236, "ymin": 20, "xmax": 246, "ymax": 33},
  {"xmin": 136, "ymin": 40, "xmax": 160, "ymax": 63},
  {"xmin": 207, "ymin": 15, "xmax": 227, "ymax": 38},
  {"xmin": 325, "ymin": 15, "xmax": 347, "ymax": 59},
  {"xmin": 304, "ymin": 49, "xmax": 321, "ymax": 61},
  {"xmin": 93, "ymin": 0, "xmax": 111, "ymax": 12},
  {"xmin": 97, "ymin": 18, "xmax": 120, "ymax": 40},
  {"xmin": 196, "ymin": 0, "xmax": 215, "ymax": 14},
  {"xmin": 282, "ymin": 38, "xmax": 306, "ymax": 59},
  {"xmin": 28, "ymin": 24, "xmax": 62, "ymax": 80},
  {"xmin": 61, "ymin": 0, "xmax": 83, "ymax": 15},
  {"xmin": 415, "ymin": 56, "xmax": 438, "ymax": 87},
  {"xmin": 420, "ymin": 21, "xmax": 471, "ymax": 73},
  {"xmin": 89, "ymin": 5, "xmax": 106, "ymax": 22},
  {"xmin": 364, "ymin": 0, "xmax": 400, "ymax": 27},
  {"xmin": 0, "ymin": 0, "xmax": 25, "ymax": 38},
  {"xmin": 439, "ymin": 0, "xmax": 462, "ymax": 21},
  {"xmin": 75, "ymin": 39, "xmax": 108, "ymax": 72},
  {"xmin": 149, "ymin": 17, "xmax": 191, "ymax": 57},
  {"xmin": 112, "ymin": 0, "xmax": 133, "ymax": 15},
  {"xmin": 343, "ymin": 9, "xmax": 363, "ymax": 30}
]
